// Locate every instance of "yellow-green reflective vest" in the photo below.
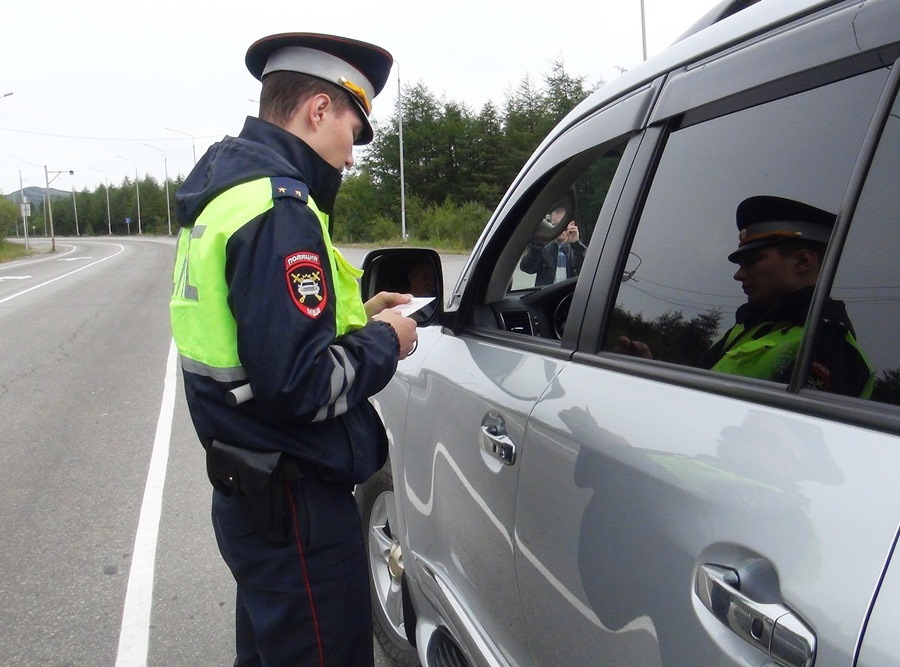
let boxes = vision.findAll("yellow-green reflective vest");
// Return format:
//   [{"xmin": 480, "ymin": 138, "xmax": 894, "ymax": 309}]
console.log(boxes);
[
  {"xmin": 711, "ymin": 322, "xmax": 874, "ymax": 398},
  {"xmin": 170, "ymin": 177, "xmax": 366, "ymax": 381}
]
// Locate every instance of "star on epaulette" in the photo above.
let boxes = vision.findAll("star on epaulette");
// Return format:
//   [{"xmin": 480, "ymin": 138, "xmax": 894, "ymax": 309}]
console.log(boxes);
[
  {"xmin": 278, "ymin": 187, "xmax": 287, "ymax": 194},
  {"xmin": 295, "ymin": 190, "xmax": 303, "ymax": 198}
]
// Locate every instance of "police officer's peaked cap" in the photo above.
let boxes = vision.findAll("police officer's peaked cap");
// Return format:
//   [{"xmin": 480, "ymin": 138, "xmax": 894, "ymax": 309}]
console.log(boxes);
[
  {"xmin": 728, "ymin": 195, "xmax": 836, "ymax": 263},
  {"xmin": 246, "ymin": 32, "xmax": 393, "ymax": 145}
]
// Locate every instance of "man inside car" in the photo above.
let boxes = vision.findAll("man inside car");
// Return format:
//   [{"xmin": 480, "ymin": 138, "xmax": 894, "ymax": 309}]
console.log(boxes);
[{"xmin": 519, "ymin": 205, "xmax": 586, "ymax": 286}]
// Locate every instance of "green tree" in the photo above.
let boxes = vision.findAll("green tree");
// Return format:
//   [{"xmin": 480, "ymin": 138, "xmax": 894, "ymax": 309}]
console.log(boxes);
[
  {"xmin": 469, "ymin": 101, "xmax": 506, "ymax": 209},
  {"xmin": 334, "ymin": 170, "xmax": 392, "ymax": 242},
  {"xmin": 543, "ymin": 58, "xmax": 596, "ymax": 121},
  {"xmin": 501, "ymin": 73, "xmax": 548, "ymax": 179},
  {"xmin": 608, "ymin": 307, "xmax": 723, "ymax": 366},
  {"xmin": 0, "ymin": 197, "xmax": 17, "ymax": 241},
  {"xmin": 873, "ymin": 367, "xmax": 900, "ymax": 406}
]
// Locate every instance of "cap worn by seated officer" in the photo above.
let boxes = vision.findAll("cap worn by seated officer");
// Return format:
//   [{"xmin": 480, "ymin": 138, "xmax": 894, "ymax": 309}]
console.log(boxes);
[
  {"xmin": 245, "ymin": 32, "xmax": 393, "ymax": 145},
  {"xmin": 727, "ymin": 195, "xmax": 836, "ymax": 263}
]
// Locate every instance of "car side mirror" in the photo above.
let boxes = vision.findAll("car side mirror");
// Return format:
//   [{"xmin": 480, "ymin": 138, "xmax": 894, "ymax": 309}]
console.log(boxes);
[{"xmin": 361, "ymin": 248, "xmax": 443, "ymax": 325}]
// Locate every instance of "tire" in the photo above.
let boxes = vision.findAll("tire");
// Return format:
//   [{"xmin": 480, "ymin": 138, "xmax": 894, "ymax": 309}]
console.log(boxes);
[{"xmin": 356, "ymin": 463, "xmax": 421, "ymax": 666}]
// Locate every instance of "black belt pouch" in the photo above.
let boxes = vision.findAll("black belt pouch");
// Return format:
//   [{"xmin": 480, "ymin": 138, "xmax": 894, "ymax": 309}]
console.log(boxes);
[{"xmin": 208, "ymin": 440, "xmax": 289, "ymax": 544}]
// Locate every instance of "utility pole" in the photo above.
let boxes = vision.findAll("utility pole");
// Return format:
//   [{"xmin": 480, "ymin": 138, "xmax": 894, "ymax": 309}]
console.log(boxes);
[
  {"xmin": 71, "ymin": 184, "xmax": 80, "ymax": 236},
  {"xmin": 19, "ymin": 171, "xmax": 30, "ymax": 251},
  {"xmin": 117, "ymin": 156, "xmax": 142, "ymax": 234},
  {"xmin": 143, "ymin": 143, "xmax": 172, "ymax": 235},
  {"xmin": 45, "ymin": 165, "xmax": 74, "ymax": 253},
  {"xmin": 91, "ymin": 168, "xmax": 112, "ymax": 235}
]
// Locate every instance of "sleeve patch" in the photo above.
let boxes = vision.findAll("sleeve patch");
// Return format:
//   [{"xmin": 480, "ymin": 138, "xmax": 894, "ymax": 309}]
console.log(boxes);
[
  {"xmin": 285, "ymin": 251, "xmax": 328, "ymax": 319},
  {"xmin": 808, "ymin": 360, "xmax": 833, "ymax": 389}
]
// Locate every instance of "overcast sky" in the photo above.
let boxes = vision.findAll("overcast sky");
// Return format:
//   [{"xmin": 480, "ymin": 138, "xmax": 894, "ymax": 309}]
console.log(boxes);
[{"xmin": 1, "ymin": 0, "xmax": 721, "ymax": 197}]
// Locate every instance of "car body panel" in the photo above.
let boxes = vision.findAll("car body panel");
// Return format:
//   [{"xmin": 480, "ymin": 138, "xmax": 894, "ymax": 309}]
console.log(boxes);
[
  {"xmin": 365, "ymin": 1, "xmax": 900, "ymax": 665},
  {"xmin": 392, "ymin": 327, "xmax": 568, "ymax": 665},
  {"xmin": 856, "ymin": 528, "xmax": 900, "ymax": 667},
  {"xmin": 516, "ymin": 362, "xmax": 900, "ymax": 665},
  {"xmin": 650, "ymin": 0, "xmax": 897, "ymax": 125}
]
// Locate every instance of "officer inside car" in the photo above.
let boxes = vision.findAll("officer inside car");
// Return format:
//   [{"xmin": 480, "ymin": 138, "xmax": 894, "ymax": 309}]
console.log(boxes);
[
  {"xmin": 617, "ymin": 195, "xmax": 874, "ymax": 397},
  {"xmin": 169, "ymin": 33, "xmax": 418, "ymax": 666}
]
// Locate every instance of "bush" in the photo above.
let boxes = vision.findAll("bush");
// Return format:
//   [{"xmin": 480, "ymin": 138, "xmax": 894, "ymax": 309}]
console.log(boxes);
[
  {"xmin": 412, "ymin": 200, "xmax": 492, "ymax": 250},
  {"xmin": 370, "ymin": 215, "xmax": 404, "ymax": 244}
]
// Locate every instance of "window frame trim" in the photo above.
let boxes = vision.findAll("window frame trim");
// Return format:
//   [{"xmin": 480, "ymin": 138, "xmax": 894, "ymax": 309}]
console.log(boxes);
[
  {"xmin": 576, "ymin": 52, "xmax": 900, "ymax": 428},
  {"xmin": 793, "ymin": 56, "xmax": 900, "ymax": 394}
]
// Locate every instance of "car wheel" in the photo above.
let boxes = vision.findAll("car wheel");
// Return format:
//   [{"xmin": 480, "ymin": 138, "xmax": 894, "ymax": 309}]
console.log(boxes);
[{"xmin": 357, "ymin": 464, "xmax": 420, "ymax": 666}]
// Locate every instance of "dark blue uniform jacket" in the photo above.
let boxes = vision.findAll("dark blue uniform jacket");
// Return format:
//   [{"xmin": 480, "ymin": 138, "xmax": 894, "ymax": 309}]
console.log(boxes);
[{"xmin": 175, "ymin": 116, "xmax": 396, "ymax": 484}]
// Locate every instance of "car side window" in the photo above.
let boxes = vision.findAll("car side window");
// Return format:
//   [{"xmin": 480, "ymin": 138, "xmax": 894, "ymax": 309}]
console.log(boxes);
[
  {"xmin": 602, "ymin": 67, "xmax": 890, "ymax": 393},
  {"xmin": 814, "ymin": 91, "xmax": 900, "ymax": 405},
  {"xmin": 509, "ymin": 146, "xmax": 624, "ymax": 292}
]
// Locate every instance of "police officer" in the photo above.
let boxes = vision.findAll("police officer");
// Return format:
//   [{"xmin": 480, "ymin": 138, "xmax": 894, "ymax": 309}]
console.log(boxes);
[
  {"xmin": 618, "ymin": 196, "xmax": 874, "ymax": 397},
  {"xmin": 169, "ymin": 33, "xmax": 417, "ymax": 666}
]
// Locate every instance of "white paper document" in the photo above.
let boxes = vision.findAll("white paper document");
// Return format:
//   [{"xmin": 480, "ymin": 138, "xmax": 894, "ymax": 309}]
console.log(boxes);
[{"xmin": 394, "ymin": 297, "xmax": 435, "ymax": 317}]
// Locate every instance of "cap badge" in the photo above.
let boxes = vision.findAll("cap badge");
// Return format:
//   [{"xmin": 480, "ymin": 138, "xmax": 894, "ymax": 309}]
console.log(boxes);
[{"xmin": 339, "ymin": 76, "xmax": 371, "ymax": 114}]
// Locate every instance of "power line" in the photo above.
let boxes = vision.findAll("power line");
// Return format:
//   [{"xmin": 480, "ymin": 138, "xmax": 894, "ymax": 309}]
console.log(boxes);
[{"xmin": 0, "ymin": 126, "xmax": 221, "ymax": 143}]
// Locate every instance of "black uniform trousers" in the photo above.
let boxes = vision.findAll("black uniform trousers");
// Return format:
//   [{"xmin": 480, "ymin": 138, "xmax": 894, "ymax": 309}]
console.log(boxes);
[{"xmin": 212, "ymin": 476, "xmax": 373, "ymax": 666}]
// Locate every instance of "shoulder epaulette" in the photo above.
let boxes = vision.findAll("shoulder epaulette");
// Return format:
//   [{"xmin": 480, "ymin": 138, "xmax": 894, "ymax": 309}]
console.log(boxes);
[{"xmin": 271, "ymin": 177, "xmax": 309, "ymax": 204}]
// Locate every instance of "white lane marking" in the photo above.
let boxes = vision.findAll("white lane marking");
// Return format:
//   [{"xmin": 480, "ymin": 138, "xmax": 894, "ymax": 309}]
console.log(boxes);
[
  {"xmin": 0, "ymin": 243, "xmax": 77, "ymax": 271},
  {"xmin": 0, "ymin": 244, "xmax": 124, "ymax": 304},
  {"xmin": 59, "ymin": 257, "xmax": 94, "ymax": 262},
  {"xmin": 0, "ymin": 276, "xmax": 31, "ymax": 281},
  {"xmin": 116, "ymin": 339, "xmax": 177, "ymax": 667}
]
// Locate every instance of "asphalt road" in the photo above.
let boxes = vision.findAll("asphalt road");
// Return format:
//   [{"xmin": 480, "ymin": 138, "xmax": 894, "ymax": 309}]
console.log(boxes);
[{"xmin": 0, "ymin": 237, "xmax": 466, "ymax": 667}]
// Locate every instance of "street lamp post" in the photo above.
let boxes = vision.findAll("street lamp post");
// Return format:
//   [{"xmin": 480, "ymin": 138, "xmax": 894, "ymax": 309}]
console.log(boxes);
[
  {"xmin": 44, "ymin": 165, "xmax": 73, "ymax": 253},
  {"xmin": 90, "ymin": 168, "xmax": 112, "ymax": 235},
  {"xmin": 143, "ymin": 143, "xmax": 172, "ymax": 235},
  {"xmin": 397, "ymin": 61, "xmax": 407, "ymax": 242},
  {"xmin": 640, "ymin": 0, "xmax": 648, "ymax": 61},
  {"xmin": 165, "ymin": 127, "xmax": 197, "ymax": 165},
  {"xmin": 117, "ymin": 156, "xmax": 142, "ymax": 234}
]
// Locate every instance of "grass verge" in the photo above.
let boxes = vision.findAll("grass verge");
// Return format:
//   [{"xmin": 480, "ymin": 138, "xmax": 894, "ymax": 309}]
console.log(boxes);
[{"xmin": 0, "ymin": 240, "xmax": 33, "ymax": 263}]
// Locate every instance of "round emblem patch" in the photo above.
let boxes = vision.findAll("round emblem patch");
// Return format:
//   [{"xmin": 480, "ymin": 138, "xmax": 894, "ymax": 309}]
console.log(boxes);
[{"xmin": 285, "ymin": 251, "xmax": 328, "ymax": 319}]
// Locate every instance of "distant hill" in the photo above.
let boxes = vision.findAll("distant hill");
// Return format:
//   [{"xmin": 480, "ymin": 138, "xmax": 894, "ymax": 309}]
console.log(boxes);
[{"xmin": 2, "ymin": 186, "xmax": 69, "ymax": 206}]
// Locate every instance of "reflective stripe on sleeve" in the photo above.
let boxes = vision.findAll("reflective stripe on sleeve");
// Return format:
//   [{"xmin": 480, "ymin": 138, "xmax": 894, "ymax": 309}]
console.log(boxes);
[
  {"xmin": 312, "ymin": 345, "xmax": 357, "ymax": 422},
  {"xmin": 180, "ymin": 356, "xmax": 248, "ymax": 383}
]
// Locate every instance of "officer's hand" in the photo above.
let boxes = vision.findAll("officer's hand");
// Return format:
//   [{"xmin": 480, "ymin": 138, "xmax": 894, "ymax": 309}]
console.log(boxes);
[
  {"xmin": 365, "ymin": 291, "xmax": 411, "ymax": 320},
  {"xmin": 373, "ymin": 308, "xmax": 419, "ymax": 360}
]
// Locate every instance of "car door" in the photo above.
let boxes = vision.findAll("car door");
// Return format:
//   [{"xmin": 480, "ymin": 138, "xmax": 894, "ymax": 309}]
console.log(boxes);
[
  {"xmin": 393, "ymin": 85, "xmax": 659, "ymax": 665},
  {"xmin": 515, "ymin": 4, "xmax": 900, "ymax": 665}
]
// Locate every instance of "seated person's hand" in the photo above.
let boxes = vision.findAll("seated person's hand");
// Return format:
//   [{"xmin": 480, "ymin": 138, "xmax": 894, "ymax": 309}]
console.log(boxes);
[{"xmin": 614, "ymin": 336, "xmax": 653, "ymax": 359}]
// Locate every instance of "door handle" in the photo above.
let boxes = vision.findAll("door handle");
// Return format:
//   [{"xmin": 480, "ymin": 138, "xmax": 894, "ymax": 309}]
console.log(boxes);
[
  {"xmin": 696, "ymin": 564, "xmax": 815, "ymax": 667},
  {"xmin": 480, "ymin": 413, "xmax": 517, "ymax": 465}
]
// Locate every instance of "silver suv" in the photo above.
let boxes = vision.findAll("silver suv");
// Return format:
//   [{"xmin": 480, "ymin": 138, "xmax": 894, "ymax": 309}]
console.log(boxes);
[{"xmin": 357, "ymin": 0, "xmax": 900, "ymax": 665}]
